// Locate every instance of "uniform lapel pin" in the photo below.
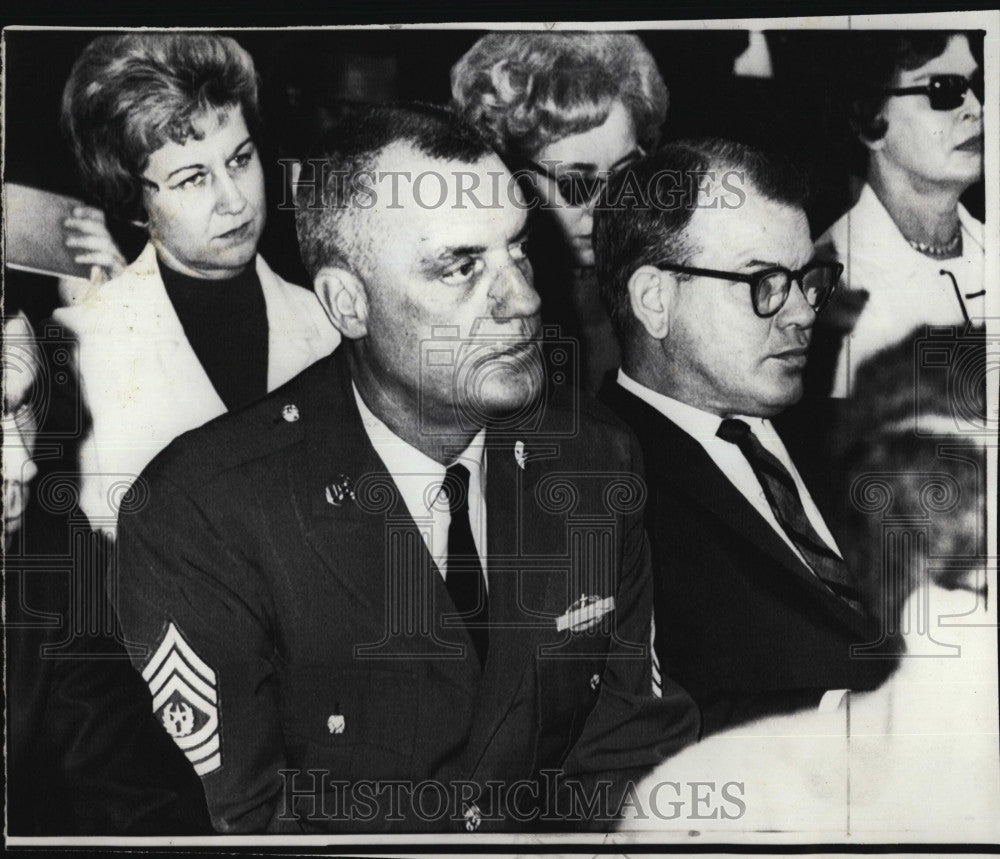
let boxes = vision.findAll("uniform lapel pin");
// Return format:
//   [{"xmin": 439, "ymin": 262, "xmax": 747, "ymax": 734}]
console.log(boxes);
[
  {"xmin": 514, "ymin": 440, "xmax": 527, "ymax": 470},
  {"xmin": 325, "ymin": 474, "xmax": 356, "ymax": 506}
]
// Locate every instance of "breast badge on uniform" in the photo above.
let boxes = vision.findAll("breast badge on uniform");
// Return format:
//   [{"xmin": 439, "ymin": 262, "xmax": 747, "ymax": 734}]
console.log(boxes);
[
  {"xmin": 555, "ymin": 594, "xmax": 616, "ymax": 633},
  {"xmin": 143, "ymin": 621, "xmax": 221, "ymax": 776}
]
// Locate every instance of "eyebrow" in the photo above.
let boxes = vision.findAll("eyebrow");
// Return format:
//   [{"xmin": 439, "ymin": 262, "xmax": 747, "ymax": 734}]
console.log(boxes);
[
  {"xmin": 422, "ymin": 220, "xmax": 531, "ymax": 262},
  {"xmin": 740, "ymin": 256, "xmax": 819, "ymax": 272},
  {"xmin": 610, "ymin": 149, "xmax": 644, "ymax": 170},
  {"xmin": 164, "ymin": 136, "xmax": 254, "ymax": 180},
  {"xmin": 552, "ymin": 149, "xmax": 644, "ymax": 174},
  {"xmin": 911, "ymin": 66, "xmax": 978, "ymax": 84}
]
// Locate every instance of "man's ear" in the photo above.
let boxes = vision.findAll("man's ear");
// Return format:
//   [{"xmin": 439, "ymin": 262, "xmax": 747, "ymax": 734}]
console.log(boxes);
[
  {"xmin": 627, "ymin": 265, "xmax": 672, "ymax": 340},
  {"xmin": 314, "ymin": 267, "xmax": 369, "ymax": 339}
]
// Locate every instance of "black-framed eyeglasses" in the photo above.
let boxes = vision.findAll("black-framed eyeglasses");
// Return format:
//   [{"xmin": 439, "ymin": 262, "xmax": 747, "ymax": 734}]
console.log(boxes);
[
  {"xmin": 883, "ymin": 71, "xmax": 983, "ymax": 111},
  {"xmin": 655, "ymin": 260, "xmax": 843, "ymax": 318},
  {"xmin": 525, "ymin": 151, "xmax": 644, "ymax": 208}
]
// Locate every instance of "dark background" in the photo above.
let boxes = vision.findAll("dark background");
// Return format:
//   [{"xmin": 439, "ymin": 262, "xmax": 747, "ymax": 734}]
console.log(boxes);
[{"xmin": 3, "ymin": 25, "xmax": 987, "ymax": 314}]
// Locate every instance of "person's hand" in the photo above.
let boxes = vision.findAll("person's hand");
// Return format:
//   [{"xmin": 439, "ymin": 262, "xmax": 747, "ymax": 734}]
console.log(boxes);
[{"xmin": 63, "ymin": 206, "xmax": 127, "ymax": 285}]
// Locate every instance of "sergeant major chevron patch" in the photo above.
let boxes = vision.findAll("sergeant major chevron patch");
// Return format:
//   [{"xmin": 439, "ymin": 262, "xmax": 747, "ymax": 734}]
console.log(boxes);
[{"xmin": 143, "ymin": 621, "xmax": 221, "ymax": 776}]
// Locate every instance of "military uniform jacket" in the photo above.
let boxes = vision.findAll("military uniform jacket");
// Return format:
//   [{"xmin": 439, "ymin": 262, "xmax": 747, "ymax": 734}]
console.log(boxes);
[{"xmin": 115, "ymin": 350, "xmax": 699, "ymax": 833}]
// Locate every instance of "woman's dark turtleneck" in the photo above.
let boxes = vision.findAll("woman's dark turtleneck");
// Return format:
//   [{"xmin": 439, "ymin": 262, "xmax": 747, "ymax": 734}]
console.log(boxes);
[{"xmin": 158, "ymin": 257, "xmax": 269, "ymax": 412}]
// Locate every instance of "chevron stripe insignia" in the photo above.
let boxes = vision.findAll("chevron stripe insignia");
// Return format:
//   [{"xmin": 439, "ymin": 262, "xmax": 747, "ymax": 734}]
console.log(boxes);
[{"xmin": 143, "ymin": 622, "xmax": 221, "ymax": 776}]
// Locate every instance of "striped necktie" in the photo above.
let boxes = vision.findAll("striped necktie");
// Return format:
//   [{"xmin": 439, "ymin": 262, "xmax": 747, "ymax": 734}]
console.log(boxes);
[{"xmin": 716, "ymin": 418, "xmax": 864, "ymax": 612}]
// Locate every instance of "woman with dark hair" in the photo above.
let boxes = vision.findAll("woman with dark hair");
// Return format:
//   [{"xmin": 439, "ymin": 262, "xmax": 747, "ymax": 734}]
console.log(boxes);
[
  {"xmin": 452, "ymin": 32, "xmax": 668, "ymax": 394},
  {"xmin": 814, "ymin": 31, "xmax": 984, "ymax": 398},
  {"xmin": 54, "ymin": 33, "xmax": 339, "ymax": 535}
]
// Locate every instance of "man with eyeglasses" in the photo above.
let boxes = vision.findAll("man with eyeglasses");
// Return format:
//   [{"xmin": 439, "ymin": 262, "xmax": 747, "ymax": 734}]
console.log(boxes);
[
  {"xmin": 595, "ymin": 139, "xmax": 892, "ymax": 736},
  {"xmin": 812, "ymin": 31, "xmax": 985, "ymax": 398}
]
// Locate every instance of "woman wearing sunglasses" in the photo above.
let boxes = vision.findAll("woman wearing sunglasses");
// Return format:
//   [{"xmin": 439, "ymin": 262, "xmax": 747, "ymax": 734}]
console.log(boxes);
[
  {"xmin": 451, "ymin": 33, "xmax": 668, "ymax": 394},
  {"xmin": 813, "ymin": 31, "xmax": 984, "ymax": 398}
]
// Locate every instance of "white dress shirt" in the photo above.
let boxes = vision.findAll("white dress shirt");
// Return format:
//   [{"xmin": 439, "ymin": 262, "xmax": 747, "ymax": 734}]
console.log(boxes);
[
  {"xmin": 353, "ymin": 384, "xmax": 487, "ymax": 584},
  {"xmin": 617, "ymin": 370, "xmax": 842, "ymax": 568}
]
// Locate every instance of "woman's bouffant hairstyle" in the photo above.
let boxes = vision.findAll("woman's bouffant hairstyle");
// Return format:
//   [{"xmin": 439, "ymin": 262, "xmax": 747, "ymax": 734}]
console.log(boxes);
[
  {"xmin": 450, "ymin": 32, "xmax": 669, "ymax": 162},
  {"xmin": 61, "ymin": 33, "xmax": 261, "ymax": 222}
]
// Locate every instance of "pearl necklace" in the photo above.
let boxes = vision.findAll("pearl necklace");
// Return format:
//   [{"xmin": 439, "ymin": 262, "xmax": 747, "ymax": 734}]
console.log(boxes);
[{"xmin": 906, "ymin": 228, "xmax": 961, "ymax": 258}]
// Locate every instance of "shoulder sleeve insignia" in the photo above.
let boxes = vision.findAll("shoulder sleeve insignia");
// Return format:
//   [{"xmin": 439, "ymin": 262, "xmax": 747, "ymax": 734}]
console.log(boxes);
[{"xmin": 143, "ymin": 621, "xmax": 221, "ymax": 776}]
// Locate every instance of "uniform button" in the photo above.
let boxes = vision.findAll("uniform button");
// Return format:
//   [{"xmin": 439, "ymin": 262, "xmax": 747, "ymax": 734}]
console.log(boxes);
[
  {"xmin": 590, "ymin": 673, "xmax": 601, "ymax": 691},
  {"xmin": 282, "ymin": 404, "xmax": 300, "ymax": 422},
  {"xmin": 463, "ymin": 802, "xmax": 482, "ymax": 832}
]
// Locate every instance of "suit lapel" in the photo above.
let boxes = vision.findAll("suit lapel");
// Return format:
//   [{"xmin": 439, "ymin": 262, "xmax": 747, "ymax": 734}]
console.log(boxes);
[
  {"xmin": 606, "ymin": 385, "xmax": 871, "ymax": 635},
  {"xmin": 288, "ymin": 352, "xmax": 479, "ymax": 692}
]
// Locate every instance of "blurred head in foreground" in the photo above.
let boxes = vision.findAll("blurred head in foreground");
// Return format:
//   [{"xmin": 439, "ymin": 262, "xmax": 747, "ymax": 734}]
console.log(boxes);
[{"xmin": 835, "ymin": 325, "xmax": 989, "ymax": 623}]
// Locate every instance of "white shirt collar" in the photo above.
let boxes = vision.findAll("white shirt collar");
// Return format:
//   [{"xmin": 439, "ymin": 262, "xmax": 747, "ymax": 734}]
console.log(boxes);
[
  {"xmin": 616, "ymin": 369, "xmax": 842, "ymax": 561},
  {"xmin": 352, "ymin": 383, "xmax": 487, "ymax": 579},
  {"xmin": 616, "ymin": 369, "xmax": 768, "ymax": 441},
  {"xmin": 352, "ymin": 382, "xmax": 485, "ymax": 503}
]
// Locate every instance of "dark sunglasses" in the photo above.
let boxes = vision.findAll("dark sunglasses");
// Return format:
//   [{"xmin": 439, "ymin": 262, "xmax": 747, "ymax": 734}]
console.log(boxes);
[
  {"xmin": 654, "ymin": 260, "xmax": 843, "ymax": 318},
  {"xmin": 525, "ymin": 152, "xmax": 643, "ymax": 207},
  {"xmin": 884, "ymin": 71, "xmax": 983, "ymax": 111}
]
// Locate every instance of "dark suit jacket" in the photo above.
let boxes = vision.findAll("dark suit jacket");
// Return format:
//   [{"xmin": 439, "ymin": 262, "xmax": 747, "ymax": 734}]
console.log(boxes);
[
  {"xmin": 602, "ymin": 383, "xmax": 895, "ymax": 736},
  {"xmin": 115, "ymin": 350, "xmax": 698, "ymax": 833},
  {"xmin": 5, "ymin": 503, "xmax": 212, "ymax": 835}
]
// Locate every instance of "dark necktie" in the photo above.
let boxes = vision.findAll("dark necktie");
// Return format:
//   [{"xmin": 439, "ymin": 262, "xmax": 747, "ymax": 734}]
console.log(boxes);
[
  {"xmin": 443, "ymin": 462, "xmax": 489, "ymax": 667},
  {"xmin": 716, "ymin": 418, "xmax": 864, "ymax": 611}
]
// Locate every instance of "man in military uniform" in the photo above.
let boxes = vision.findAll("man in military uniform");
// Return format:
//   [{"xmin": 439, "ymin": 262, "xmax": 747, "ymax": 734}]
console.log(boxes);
[{"xmin": 114, "ymin": 105, "xmax": 698, "ymax": 833}]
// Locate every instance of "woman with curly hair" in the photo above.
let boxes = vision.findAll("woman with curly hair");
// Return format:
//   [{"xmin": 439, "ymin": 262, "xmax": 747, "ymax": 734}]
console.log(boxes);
[
  {"xmin": 56, "ymin": 33, "xmax": 340, "ymax": 535},
  {"xmin": 452, "ymin": 32, "xmax": 668, "ymax": 394}
]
